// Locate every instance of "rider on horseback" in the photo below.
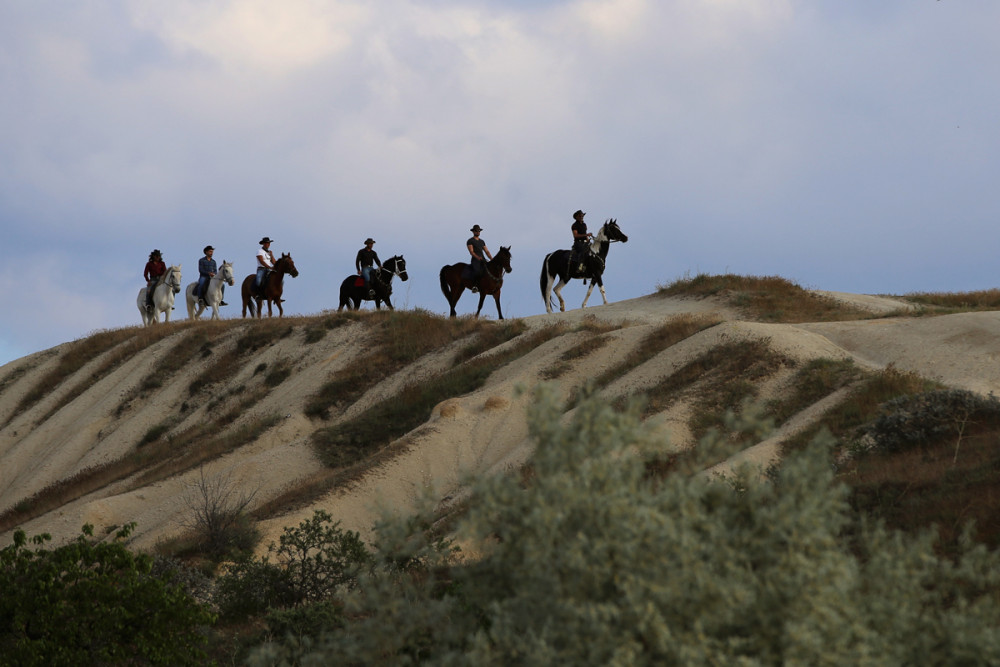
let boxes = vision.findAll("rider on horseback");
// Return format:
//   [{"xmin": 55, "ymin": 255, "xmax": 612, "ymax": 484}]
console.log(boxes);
[
  {"xmin": 570, "ymin": 210, "xmax": 593, "ymax": 277},
  {"xmin": 254, "ymin": 237, "xmax": 276, "ymax": 298},
  {"xmin": 143, "ymin": 249, "xmax": 165, "ymax": 312},
  {"xmin": 355, "ymin": 238, "xmax": 382, "ymax": 298},
  {"xmin": 196, "ymin": 245, "xmax": 228, "ymax": 307},
  {"xmin": 466, "ymin": 224, "xmax": 493, "ymax": 293}
]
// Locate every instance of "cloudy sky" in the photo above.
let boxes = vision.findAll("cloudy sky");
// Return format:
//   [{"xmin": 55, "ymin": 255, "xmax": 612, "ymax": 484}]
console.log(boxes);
[{"xmin": 2, "ymin": 1, "xmax": 998, "ymax": 367}]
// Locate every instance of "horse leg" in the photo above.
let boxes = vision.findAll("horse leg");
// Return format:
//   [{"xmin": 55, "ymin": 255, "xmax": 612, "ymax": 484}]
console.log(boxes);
[
  {"xmin": 450, "ymin": 287, "xmax": 464, "ymax": 318},
  {"xmin": 493, "ymin": 292, "xmax": 503, "ymax": 320},
  {"xmin": 553, "ymin": 277, "xmax": 569, "ymax": 313},
  {"xmin": 475, "ymin": 291, "xmax": 487, "ymax": 318},
  {"xmin": 596, "ymin": 276, "xmax": 608, "ymax": 305},
  {"xmin": 581, "ymin": 280, "xmax": 598, "ymax": 309},
  {"xmin": 384, "ymin": 295, "xmax": 393, "ymax": 311}
]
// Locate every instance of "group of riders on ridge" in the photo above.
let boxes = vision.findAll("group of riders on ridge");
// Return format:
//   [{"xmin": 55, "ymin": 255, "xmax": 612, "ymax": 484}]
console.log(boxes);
[{"xmin": 142, "ymin": 209, "xmax": 605, "ymax": 312}]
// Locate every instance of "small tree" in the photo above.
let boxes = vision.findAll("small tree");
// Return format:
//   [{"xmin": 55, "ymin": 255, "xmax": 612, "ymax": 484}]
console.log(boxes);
[
  {"xmin": 0, "ymin": 523, "xmax": 215, "ymax": 665},
  {"xmin": 181, "ymin": 466, "xmax": 259, "ymax": 559},
  {"xmin": 214, "ymin": 510, "xmax": 371, "ymax": 621}
]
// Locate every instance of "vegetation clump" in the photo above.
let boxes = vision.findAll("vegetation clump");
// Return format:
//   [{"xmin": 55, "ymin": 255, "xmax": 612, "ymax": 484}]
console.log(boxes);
[
  {"xmin": 0, "ymin": 523, "xmax": 214, "ymax": 665},
  {"xmin": 853, "ymin": 389, "xmax": 1000, "ymax": 455}
]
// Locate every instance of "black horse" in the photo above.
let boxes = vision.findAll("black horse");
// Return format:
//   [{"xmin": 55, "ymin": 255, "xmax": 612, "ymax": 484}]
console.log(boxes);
[
  {"xmin": 540, "ymin": 219, "xmax": 628, "ymax": 313},
  {"xmin": 338, "ymin": 255, "xmax": 408, "ymax": 311}
]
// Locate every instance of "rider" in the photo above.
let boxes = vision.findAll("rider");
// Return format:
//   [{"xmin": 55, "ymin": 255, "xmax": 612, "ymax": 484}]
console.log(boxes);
[
  {"xmin": 143, "ymin": 249, "xmax": 166, "ymax": 312},
  {"xmin": 254, "ymin": 237, "xmax": 276, "ymax": 296},
  {"xmin": 570, "ymin": 209, "xmax": 593, "ymax": 275},
  {"xmin": 466, "ymin": 224, "xmax": 493, "ymax": 293},
  {"xmin": 355, "ymin": 238, "xmax": 382, "ymax": 298},
  {"xmin": 196, "ymin": 245, "xmax": 228, "ymax": 307}
]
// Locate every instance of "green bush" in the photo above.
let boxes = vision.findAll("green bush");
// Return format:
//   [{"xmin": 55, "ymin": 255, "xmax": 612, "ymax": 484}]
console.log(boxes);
[
  {"xmin": 251, "ymin": 386, "xmax": 1000, "ymax": 665},
  {"xmin": 215, "ymin": 510, "xmax": 371, "ymax": 621},
  {"xmin": 0, "ymin": 523, "xmax": 215, "ymax": 665}
]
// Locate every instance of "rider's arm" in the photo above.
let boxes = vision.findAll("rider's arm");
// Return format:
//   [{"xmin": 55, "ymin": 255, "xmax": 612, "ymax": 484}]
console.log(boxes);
[{"xmin": 467, "ymin": 243, "xmax": 478, "ymax": 260}]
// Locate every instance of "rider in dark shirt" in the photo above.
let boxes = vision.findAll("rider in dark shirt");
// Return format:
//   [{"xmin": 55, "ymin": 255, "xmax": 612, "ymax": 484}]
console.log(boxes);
[
  {"xmin": 466, "ymin": 224, "xmax": 493, "ymax": 293},
  {"xmin": 570, "ymin": 210, "xmax": 593, "ymax": 274},
  {"xmin": 355, "ymin": 238, "xmax": 382, "ymax": 297}
]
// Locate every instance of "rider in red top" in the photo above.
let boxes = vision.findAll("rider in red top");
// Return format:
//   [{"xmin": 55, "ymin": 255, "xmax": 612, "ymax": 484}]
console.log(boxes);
[{"xmin": 143, "ymin": 249, "xmax": 166, "ymax": 311}]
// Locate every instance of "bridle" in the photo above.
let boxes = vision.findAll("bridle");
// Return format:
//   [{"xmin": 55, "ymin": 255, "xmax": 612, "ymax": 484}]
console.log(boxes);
[
  {"xmin": 162, "ymin": 267, "xmax": 182, "ymax": 295},
  {"xmin": 483, "ymin": 253, "xmax": 510, "ymax": 283},
  {"xmin": 375, "ymin": 257, "xmax": 407, "ymax": 289}
]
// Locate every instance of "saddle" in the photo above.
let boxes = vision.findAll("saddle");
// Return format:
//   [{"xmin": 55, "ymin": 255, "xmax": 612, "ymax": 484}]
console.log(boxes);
[{"xmin": 354, "ymin": 276, "xmax": 365, "ymax": 288}]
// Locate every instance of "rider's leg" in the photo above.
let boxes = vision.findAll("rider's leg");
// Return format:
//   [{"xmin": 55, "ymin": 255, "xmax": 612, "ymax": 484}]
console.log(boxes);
[
  {"xmin": 220, "ymin": 283, "xmax": 227, "ymax": 306},
  {"xmin": 196, "ymin": 276, "xmax": 208, "ymax": 303},
  {"xmin": 362, "ymin": 266, "xmax": 374, "ymax": 297},
  {"xmin": 146, "ymin": 281, "xmax": 155, "ymax": 309}
]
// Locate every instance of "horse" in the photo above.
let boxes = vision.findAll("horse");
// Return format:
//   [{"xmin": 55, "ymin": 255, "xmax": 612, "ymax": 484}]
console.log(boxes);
[
  {"xmin": 338, "ymin": 255, "xmax": 409, "ymax": 312},
  {"xmin": 136, "ymin": 265, "xmax": 182, "ymax": 326},
  {"xmin": 439, "ymin": 246, "xmax": 512, "ymax": 319},
  {"xmin": 540, "ymin": 219, "xmax": 629, "ymax": 313},
  {"xmin": 241, "ymin": 253, "xmax": 299, "ymax": 318},
  {"xmin": 185, "ymin": 260, "xmax": 235, "ymax": 321}
]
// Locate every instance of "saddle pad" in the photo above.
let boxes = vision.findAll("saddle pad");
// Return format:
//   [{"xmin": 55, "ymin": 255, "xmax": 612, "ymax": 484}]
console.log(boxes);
[{"xmin": 354, "ymin": 277, "xmax": 365, "ymax": 287}]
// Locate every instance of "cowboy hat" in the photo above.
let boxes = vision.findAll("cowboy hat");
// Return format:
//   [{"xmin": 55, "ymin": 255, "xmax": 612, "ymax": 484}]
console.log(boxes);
[
  {"xmin": 364, "ymin": 238, "xmax": 375, "ymax": 245},
  {"xmin": 470, "ymin": 224, "xmax": 483, "ymax": 233},
  {"xmin": 259, "ymin": 237, "xmax": 274, "ymax": 245},
  {"xmin": 573, "ymin": 210, "xmax": 586, "ymax": 219},
  {"xmin": 203, "ymin": 245, "xmax": 214, "ymax": 253}
]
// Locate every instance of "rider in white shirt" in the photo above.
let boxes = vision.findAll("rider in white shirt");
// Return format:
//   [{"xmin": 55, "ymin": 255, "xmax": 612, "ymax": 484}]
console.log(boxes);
[{"xmin": 254, "ymin": 236, "xmax": 276, "ymax": 293}]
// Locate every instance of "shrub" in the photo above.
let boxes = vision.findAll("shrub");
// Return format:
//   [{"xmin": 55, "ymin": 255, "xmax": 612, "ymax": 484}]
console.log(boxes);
[
  {"xmin": 0, "ymin": 523, "xmax": 215, "ymax": 665},
  {"xmin": 854, "ymin": 389, "xmax": 1000, "ymax": 455},
  {"xmin": 181, "ymin": 467, "xmax": 260, "ymax": 560},
  {"xmin": 214, "ymin": 510, "xmax": 371, "ymax": 621},
  {"xmin": 251, "ymin": 386, "xmax": 1000, "ymax": 665}
]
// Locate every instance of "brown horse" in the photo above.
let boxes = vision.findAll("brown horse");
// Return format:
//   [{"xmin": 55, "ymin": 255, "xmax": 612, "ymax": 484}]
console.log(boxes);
[
  {"xmin": 241, "ymin": 253, "xmax": 299, "ymax": 318},
  {"xmin": 439, "ymin": 246, "xmax": 512, "ymax": 319}
]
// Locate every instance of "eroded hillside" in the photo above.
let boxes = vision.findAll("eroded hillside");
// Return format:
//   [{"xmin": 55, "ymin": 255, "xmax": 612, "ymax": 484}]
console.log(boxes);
[{"xmin": 3, "ymin": 285, "xmax": 1000, "ymax": 556}]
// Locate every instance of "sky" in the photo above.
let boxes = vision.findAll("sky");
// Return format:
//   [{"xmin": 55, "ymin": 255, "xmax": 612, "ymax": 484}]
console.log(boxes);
[{"xmin": 2, "ymin": 0, "xmax": 999, "ymax": 367}]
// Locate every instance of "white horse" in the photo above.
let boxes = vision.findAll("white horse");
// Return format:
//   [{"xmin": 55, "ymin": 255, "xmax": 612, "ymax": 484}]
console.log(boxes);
[
  {"xmin": 137, "ymin": 265, "xmax": 182, "ymax": 326},
  {"xmin": 185, "ymin": 260, "xmax": 235, "ymax": 320}
]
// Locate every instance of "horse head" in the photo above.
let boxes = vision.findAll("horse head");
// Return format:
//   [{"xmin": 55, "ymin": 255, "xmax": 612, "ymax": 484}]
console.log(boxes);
[
  {"xmin": 496, "ymin": 246, "xmax": 513, "ymax": 274},
  {"xmin": 387, "ymin": 255, "xmax": 409, "ymax": 282},
  {"xmin": 166, "ymin": 265, "xmax": 183, "ymax": 294},
  {"xmin": 276, "ymin": 253, "xmax": 299, "ymax": 278},
  {"xmin": 602, "ymin": 219, "xmax": 628, "ymax": 243},
  {"xmin": 220, "ymin": 261, "xmax": 235, "ymax": 286}
]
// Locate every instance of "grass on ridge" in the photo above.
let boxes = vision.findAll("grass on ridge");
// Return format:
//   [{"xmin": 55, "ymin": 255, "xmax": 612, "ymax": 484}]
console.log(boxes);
[
  {"xmin": 902, "ymin": 288, "xmax": 1000, "ymax": 312},
  {"xmin": 660, "ymin": 273, "xmax": 879, "ymax": 323}
]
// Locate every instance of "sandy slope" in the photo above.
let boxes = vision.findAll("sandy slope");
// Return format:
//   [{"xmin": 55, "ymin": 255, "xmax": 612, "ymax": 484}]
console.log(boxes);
[{"xmin": 2, "ymin": 290, "xmax": 998, "ymax": 553}]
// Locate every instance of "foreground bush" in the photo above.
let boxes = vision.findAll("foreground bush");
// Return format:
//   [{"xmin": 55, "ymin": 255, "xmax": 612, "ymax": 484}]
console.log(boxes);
[
  {"xmin": 252, "ymin": 387, "xmax": 1000, "ymax": 665},
  {"xmin": 0, "ymin": 523, "xmax": 214, "ymax": 666},
  {"xmin": 215, "ymin": 510, "xmax": 370, "ymax": 621}
]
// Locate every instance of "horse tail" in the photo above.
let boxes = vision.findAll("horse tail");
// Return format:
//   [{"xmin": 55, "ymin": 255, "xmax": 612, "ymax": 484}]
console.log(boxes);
[
  {"xmin": 540, "ymin": 253, "xmax": 554, "ymax": 308},
  {"xmin": 439, "ymin": 266, "xmax": 451, "ymax": 301}
]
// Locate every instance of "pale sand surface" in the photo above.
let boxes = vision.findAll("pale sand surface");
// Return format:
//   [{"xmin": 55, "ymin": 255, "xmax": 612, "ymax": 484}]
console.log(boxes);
[{"xmin": 2, "ymin": 290, "xmax": 998, "ymax": 552}]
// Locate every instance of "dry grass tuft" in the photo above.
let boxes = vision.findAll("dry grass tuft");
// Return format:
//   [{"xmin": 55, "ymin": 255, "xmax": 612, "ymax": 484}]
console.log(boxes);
[{"xmin": 902, "ymin": 288, "xmax": 1000, "ymax": 312}]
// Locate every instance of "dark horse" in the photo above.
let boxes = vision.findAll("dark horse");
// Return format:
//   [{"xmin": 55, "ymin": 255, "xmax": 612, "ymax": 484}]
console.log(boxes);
[
  {"xmin": 540, "ymin": 219, "xmax": 628, "ymax": 313},
  {"xmin": 440, "ymin": 246, "xmax": 512, "ymax": 319},
  {"xmin": 241, "ymin": 253, "xmax": 299, "ymax": 318},
  {"xmin": 338, "ymin": 255, "xmax": 409, "ymax": 311}
]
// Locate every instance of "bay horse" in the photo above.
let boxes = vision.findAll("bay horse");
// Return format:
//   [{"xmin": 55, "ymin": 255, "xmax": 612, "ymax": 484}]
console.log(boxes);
[
  {"xmin": 338, "ymin": 255, "xmax": 409, "ymax": 312},
  {"xmin": 136, "ymin": 265, "xmax": 182, "ymax": 326},
  {"xmin": 540, "ymin": 219, "xmax": 628, "ymax": 313},
  {"xmin": 241, "ymin": 253, "xmax": 299, "ymax": 318},
  {"xmin": 185, "ymin": 260, "xmax": 235, "ymax": 321},
  {"xmin": 440, "ymin": 246, "xmax": 512, "ymax": 319}
]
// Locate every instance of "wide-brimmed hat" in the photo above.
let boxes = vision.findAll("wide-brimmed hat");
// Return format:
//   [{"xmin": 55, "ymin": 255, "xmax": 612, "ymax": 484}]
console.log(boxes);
[
  {"xmin": 203, "ymin": 245, "xmax": 214, "ymax": 253},
  {"xmin": 573, "ymin": 210, "xmax": 586, "ymax": 219},
  {"xmin": 259, "ymin": 237, "xmax": 274, "ymax": 245},
  {"xmin": 150, "ymin": 249, "xmax": 162, "ymax": 258},
  {"xmin": 470, "ymin": 224, "xmax": 483, "ymax": 233},
  {"xmin": 364, "ymin": 238, "xmax": 375, "ymax": 245}
]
